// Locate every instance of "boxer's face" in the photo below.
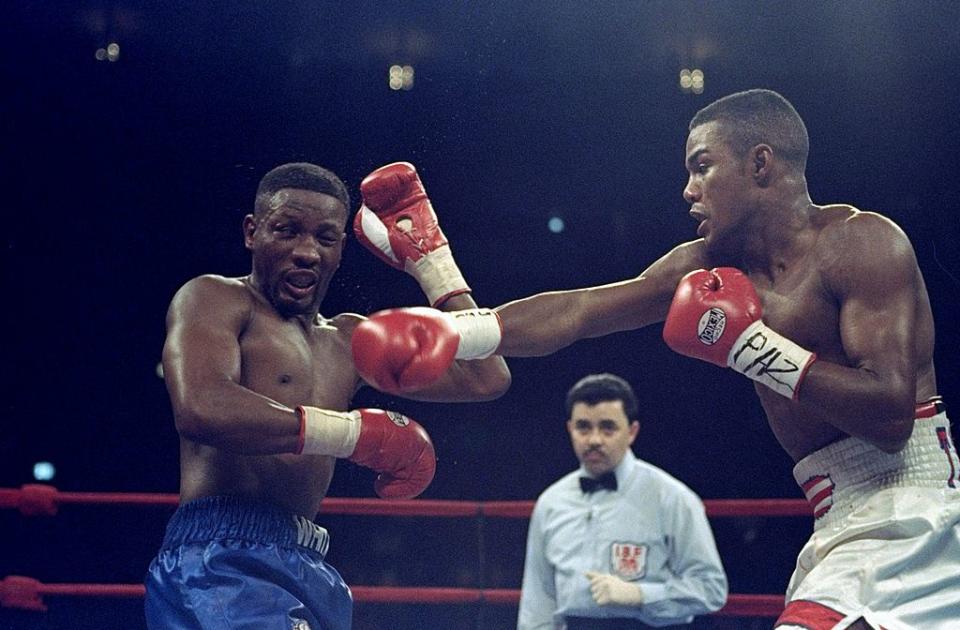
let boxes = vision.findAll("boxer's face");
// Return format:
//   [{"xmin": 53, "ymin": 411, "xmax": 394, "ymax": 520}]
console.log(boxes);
[
  {"xmin": 567, "ymin": 400, "xmax": 638, "ymax": 476},
  {"xmin": 683, "ymin": 121, "xmax": 755, "ymax": 257},
  {"xmin": 244, "ymin": 188, "xmax": 347, "ymax": 317}
]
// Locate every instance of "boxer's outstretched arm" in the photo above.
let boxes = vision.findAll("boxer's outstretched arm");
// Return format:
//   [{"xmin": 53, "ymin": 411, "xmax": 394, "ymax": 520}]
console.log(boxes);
[
  {"xmin": 794, "ymin": 213, "xmax": 920, "ymax": 451},
  {"xmin": 495, "ymin": 242, "xmax": 705, "ymax": 357},
  {"xmin": 162, "ymin": 275, "xmax": 303, "ymax": 454},
  {"xmin": 399, "ymin": 291, "xmax": 512, "ymax": 402}
]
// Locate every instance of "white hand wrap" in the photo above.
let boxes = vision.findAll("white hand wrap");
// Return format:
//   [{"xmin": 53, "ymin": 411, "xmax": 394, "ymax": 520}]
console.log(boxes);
[
  {"xmin": 407, "ymin": 246, "xmax": 469, "ymax": 307},
  {"xmin": 443, "ymin": 309, "xmax": 502, "ymax": 360},
  {"xmin": 296, "ymin": 407, "xmax": 361, "ymax": 456},
  {"xmin": 726, "ymin": 320, "xmax": 816, "ymax": 400}
]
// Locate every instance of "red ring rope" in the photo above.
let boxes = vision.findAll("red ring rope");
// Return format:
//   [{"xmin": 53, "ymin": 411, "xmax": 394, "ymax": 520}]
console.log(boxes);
[
  {"xmin": 1, "ymin": 484, "xmax": 802, "ymax": 618},
  {"xmin": 0, "ymin": 484, "xmax": 809, "ymax": 518},
  {"xmin": 0, "ymin": 576, "xmax": 783, "ymax": 616}
]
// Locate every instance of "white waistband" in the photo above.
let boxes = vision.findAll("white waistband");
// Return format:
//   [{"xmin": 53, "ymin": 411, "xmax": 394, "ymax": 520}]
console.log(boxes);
[{"xmin": 792, "ymin": 411, "xmax": 957, "ymax": 528}]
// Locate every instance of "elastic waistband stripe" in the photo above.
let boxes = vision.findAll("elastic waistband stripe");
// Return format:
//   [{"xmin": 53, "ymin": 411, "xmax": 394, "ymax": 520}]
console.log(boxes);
[{"xmin": 161, "ymin": 495, "xmax": 329, "ymax": 557}]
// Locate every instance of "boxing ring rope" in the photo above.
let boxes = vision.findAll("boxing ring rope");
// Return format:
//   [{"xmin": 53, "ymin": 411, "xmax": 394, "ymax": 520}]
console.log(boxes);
[{"xmin": 1, "ymin": 484, "xmax": 807, "ymax": 617}]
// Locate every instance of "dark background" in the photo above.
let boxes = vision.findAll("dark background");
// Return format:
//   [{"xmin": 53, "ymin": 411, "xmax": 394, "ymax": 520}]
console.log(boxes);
[{"xmin": 4, "ymin": 1, "xmax": 959, "ymax": 628}]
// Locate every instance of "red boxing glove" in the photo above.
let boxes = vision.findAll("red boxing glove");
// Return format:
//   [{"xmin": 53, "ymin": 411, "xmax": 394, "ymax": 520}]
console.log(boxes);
[
  {"xmin": 351, "ymin": 307, "xmax": 459, "ymax": 393},
  {"xmin": 663, "ymin": 268, "xmax": 762, "ymax": 367},
  {"xmin": 297, "ymin": 407, "xmax": 436, "ymax": 499},
  {"xmin": 353, "ymin": 162, "xmax": 470, "ymax": 306},
  {"xmin": 350, "ymin": 409, "xmax": 436, "ymax": 499},
  {"xmin": 663, "ymin": 268, "xmax": 816, "ymax": 400}
]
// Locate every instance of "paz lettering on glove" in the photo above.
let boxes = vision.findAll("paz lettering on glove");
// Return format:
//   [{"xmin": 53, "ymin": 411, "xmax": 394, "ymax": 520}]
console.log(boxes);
[{"xmin": 663, "ymin": 267, "xmax": 816, "ymax": 399}]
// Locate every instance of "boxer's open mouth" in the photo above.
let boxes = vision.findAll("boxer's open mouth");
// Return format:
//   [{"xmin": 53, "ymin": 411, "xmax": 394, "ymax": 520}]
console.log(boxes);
[{"xmin": 284, "ymin": 270, "xmax": 318, "ymax": 297}]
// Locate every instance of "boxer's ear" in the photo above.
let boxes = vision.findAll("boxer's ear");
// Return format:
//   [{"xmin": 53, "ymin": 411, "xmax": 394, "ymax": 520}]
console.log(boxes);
[
  {"xmin": 750, "ymin": 144, "xmax": 773, "ymax": 186},
  {"xmin": 243, "ymin": 215, "xmax": 257, "ymax": 250}
]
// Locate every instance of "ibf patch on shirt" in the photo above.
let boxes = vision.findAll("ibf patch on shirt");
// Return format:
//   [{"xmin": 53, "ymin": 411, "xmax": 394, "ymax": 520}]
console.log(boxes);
[{"xmin": 610, "ymin": 542, "xmax": 647, "ymax": 580}]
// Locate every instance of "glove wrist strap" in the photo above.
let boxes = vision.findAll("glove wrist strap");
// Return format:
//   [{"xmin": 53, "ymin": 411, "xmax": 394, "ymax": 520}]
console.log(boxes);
[
  {"xmin": 297, "ymin": 407, "xmax": 361, "ymax": 456},
  {"xmin": 726, "ymin": 321, "xmax": 816, "ymax": 400},
  {"xmin": 407, "ymin": 246, "xmax": 470, "ymax": 307},
  {"xmin": 444, "ymin": 309, "xmax": 502, "ymax": 359}
]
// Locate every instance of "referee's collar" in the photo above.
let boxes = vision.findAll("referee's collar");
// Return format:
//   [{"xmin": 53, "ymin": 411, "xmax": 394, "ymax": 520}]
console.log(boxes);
[{"xmin": 578, "ymin": 450, "xmax": 635, "ymax": 491}]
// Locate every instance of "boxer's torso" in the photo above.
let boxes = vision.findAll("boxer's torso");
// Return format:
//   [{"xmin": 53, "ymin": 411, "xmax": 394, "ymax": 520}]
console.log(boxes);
[
  {"xmin": 663, "ymin": 205, "xmax": 937, "ymax": 462},
  {"xmin": 179, "ymin": 281, "xmax": 361, "ymax": 517},
  {"xmin": 742, "ymin": 205, "xmax": 938, "ymax": 461}
]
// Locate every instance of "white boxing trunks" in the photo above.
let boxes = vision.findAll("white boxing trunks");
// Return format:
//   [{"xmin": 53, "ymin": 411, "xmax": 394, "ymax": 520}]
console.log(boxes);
[{"xmin": 776, "ymin": 398, "xmax": 960, "ymax": 630}]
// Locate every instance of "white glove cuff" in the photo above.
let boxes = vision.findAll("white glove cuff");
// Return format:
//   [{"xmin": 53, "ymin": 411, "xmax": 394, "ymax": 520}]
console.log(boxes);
[
  {"xmin": 408, "ymin": 246, "xmax": 470, "ymax": 307},
  {"xmin": 297, "ymin": 407, "xmax": 361, "ymax": 457},
  {"xmin": 443, "ymin": 309, "xmax": 502, "ymax": 360},
  {"xmin": 726, "ymin": 321, "xmax": 816, "ymax": 400}
]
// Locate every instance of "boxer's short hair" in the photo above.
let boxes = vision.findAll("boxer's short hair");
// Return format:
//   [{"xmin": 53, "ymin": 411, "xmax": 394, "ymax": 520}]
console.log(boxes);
[
  {"xmin": 690, "ymin": 88, "xmax": 809, "ymax": 171},
  {"xmin": 255, "ymin": 163, "xmax": 351, "ymax": 219}
]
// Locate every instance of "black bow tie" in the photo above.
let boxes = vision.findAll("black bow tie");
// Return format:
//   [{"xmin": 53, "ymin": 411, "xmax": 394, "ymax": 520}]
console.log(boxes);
[{"xmin": 580, "ymin": 471, "xmax": 618, "ymax": 494}]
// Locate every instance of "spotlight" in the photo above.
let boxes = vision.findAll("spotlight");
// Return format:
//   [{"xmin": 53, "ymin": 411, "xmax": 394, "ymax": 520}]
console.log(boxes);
[
  {"xmin": 388, "ymin": 64, "xmax": 415, "ymax": 91},
  {"xmin": 680, "ymin": 68, "xmax": 705, "ymax": 94}
]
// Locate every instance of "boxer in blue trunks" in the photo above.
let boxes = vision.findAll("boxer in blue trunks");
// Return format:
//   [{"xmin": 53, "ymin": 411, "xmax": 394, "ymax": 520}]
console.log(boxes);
[{"xmin": 145, "ymin": 162, "xmax": 510, "ymax": 629}]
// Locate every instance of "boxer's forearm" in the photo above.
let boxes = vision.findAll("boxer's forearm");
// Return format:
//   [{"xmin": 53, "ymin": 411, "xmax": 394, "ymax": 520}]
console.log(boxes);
[
  {"xmin": 494, "ymin": 290, "xmax": 590, "ymax": 356},
  {"xmin": 495, "ymin": 281, "xmax": 669, "ymax": 357},
  {"xmin": 794, "ymin": 361, "xmax": 916, "ymax": 453},
  {"xmin": 171, "ymin": 382, "xmax": 302, "ymax": 454},
  {"xmin": 428, "ymin": 292, "xmax": 511, "ymax": 400}
]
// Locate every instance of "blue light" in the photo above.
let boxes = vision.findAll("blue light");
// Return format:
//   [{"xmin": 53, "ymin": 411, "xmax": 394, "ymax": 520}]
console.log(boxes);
[
  {"xmin": 548, "ymin": 216, "xmax": 565, "ymax": 233},
  {"xmin": 33, "ymin": 461, "xmax": 56, "ymax": 481}
]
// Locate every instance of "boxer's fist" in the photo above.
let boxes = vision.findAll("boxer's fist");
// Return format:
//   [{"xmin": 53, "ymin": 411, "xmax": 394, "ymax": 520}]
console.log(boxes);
[
  {"xmin": 350, "ymin": 409, "xmax": 436, "ymax": 499},
  {"xmin": 353, "ymin": 162, "xmax": 469, "ymax": 306},
  {"xmin": 352, "ymin": 307, "xmax": 459, "ymax": 393},
  {"xmin": 662, "ymin": 268, "xmax": 761, "ymax": 367},
  {"xmin": 663, "ymin": 268, "xmax": 815, "ymax": 399},
  {"xmin": 296, "ymin": 406, "xmax": 436, "ymax": 499}
]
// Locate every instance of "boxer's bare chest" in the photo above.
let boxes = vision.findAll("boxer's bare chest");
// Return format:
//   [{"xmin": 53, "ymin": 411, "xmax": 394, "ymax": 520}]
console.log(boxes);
[
  {"xmin": 239, "ymin": 307, "xmax": 357, "ymax": 412},
  {"xmin": 747, "ymin": 259, "xmax": 852, "ymax": 460},
  {"xmin": 749, "ymin": 262, "xmax": 845, "ymax": 365}
]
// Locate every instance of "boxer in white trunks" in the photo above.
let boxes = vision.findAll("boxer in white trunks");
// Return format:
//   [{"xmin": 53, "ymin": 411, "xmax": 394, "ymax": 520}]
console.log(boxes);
[
  {"xmin": 354, "ymin": 89, "xmax": 960, "ymax": 629},
  {"xmin": 777, "ymin": 397, "xmax": 959, "ymax": 629}
]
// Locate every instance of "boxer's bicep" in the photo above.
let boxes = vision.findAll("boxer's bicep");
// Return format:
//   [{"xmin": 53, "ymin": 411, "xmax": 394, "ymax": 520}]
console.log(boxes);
[
  {"xmin": 163, "ymin": 277, "xmax": 249, "ymax": 410},
  {"xmin": 833, "ymin": 218, "xmax": 918, "ymax": 386}
]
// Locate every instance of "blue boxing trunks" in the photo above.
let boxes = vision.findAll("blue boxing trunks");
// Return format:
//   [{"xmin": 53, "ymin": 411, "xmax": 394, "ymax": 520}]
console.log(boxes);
[{"xmin": 145, "ymin": 495, "xmax": 351, "ymax": 630}]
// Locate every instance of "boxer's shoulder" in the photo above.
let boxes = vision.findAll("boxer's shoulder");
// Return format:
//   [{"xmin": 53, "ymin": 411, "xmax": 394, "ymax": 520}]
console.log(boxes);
[
  {"xmin": 168, "ymin": 274, "xmax": 254, "ymax": 322},
  {"xmin": 813, "ymin": 207, "xmax": 916, "ymax": 289},
  {"xmin": 813, "ymin": 205, "xmax": 906, "ymax": 246},
  {"xmin": 323, "ymin": 312, "xmax": 365, "ymax": 333},
  {"xmin": 175, "ymin": 273, "xmax": 246, "ymax": 298},
  {"xmin": 312, "ymin": 312, "xmax": 365, "ymax": 350}
]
